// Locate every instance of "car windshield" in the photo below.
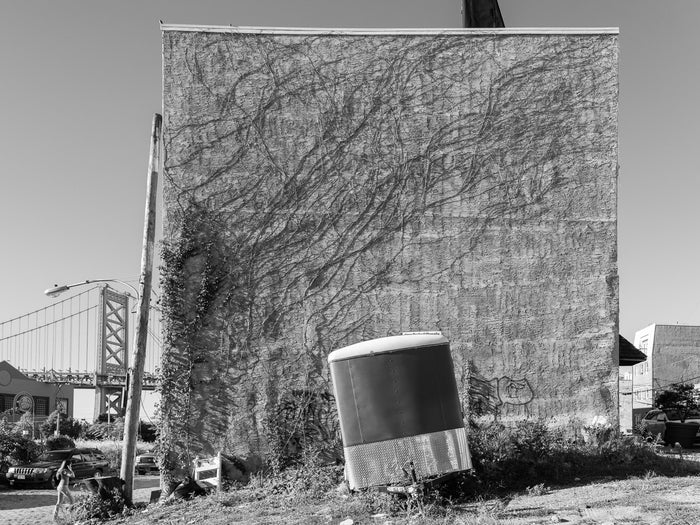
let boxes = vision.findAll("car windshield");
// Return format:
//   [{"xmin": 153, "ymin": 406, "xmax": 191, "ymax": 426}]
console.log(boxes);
[
  {"xmin": 660, "ymin": 409, "xmax": 700, "ymax": 420},
  {"xmin": 37, "ymin": 451, "xmax": 72, "ymax": 462}
]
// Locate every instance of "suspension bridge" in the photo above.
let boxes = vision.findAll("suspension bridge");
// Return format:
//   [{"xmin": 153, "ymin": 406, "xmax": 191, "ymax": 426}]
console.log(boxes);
[{"xmin": 0, "ymin": 284, "xmax": 161, "ymax": 419}]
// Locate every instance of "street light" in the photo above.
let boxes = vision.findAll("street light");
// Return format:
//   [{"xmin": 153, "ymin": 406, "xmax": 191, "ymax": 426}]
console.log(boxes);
[
  {"xmin": 44, "ymin": 279, "xmax": 150, "ymax": 464},
  {"xmin": 45, "ymin": 278, "xmax": 141, "ymax": 425},
  {"xmin": 45, "ymin": 279, "xmax": 140, "ymax": 301}
]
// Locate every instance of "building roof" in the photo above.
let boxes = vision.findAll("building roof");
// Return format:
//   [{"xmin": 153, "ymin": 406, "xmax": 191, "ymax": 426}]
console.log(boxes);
[
  {"xmin": 619, "ymin": 335, "xmax": 647, "ymax": 366},
  {"xmin": 160, "ymin": 24, "xmax": 619, "ymax": 36},
  {"xmin": 0, "ymin": 360, "xmax": 30, "ymax": 384}
]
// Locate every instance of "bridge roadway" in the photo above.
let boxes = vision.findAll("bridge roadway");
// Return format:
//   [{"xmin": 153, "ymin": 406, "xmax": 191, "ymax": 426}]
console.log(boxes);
[{"xmin": 22, "ymin": 369, "xmax": 158, "ymax": 390}]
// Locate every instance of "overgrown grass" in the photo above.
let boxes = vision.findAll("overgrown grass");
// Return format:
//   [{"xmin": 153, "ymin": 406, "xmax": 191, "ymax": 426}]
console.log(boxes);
[
  {"xmin": 86, "ymin": 421, "xmax": 700, "ymax": 525},
  {"xmin": 461, "ymin": 420, "xmax": 698, "ymax": 498},
  {"xmin": 226, "ymin": 421, "xmax": 700, "ymax": 521},
  {"xmin": 71, "ymin": 488, "xmax": 131, "ymax": 523},
  {"xmin": 74, "ymin": 439, "xmax": 155, "ymax": 473}
]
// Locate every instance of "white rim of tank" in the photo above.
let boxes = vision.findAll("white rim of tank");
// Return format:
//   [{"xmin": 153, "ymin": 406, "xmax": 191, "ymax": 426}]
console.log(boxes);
[{"xmin": 328, "ymin": 333, "xmax": 449, "ymax": 362}]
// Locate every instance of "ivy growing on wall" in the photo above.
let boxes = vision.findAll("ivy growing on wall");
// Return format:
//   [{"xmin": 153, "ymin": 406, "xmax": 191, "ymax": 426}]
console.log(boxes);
[
  {"xmin": 160, "ymin": 31, "xmax": 618, "ymax": 477},
  {"xmin": 158, "ymin": 202, "xmax": 231, "ymax": 480}
]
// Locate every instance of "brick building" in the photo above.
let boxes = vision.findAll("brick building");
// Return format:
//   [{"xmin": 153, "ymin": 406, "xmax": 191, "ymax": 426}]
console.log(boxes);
[
  {"xmin": 0, "ymin": 360, "xmax": 74, "ymax": 432},
  {"xmin": 160, "ymin": 26, "xmax": 619, "ymax": 467}
]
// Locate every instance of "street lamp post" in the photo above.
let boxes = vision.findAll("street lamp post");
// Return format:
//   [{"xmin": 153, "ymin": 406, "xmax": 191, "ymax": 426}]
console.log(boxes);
[
  {"xmin": 45, "ymin": 277, "xmax": 150, "ymax": 490},
  {"xmin": 45, "ymin": 113, "xmax": 161, "ymax": 503},
  {"xmin": 45, "ymin": 279, "xmax": 140, "ymax": 300},
  {"xmin": 45, "ymin": 279, "xmax": 140, "ymax": 425}
]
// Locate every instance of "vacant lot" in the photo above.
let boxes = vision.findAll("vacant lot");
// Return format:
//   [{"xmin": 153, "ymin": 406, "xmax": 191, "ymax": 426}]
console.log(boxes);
[
  {"xmin": 4, "ymin": 440, "xmax": 698, "ymax": 524},
  {"xmin": 106, "ymin": 470, "xmax": 700, "ymax": 525}
]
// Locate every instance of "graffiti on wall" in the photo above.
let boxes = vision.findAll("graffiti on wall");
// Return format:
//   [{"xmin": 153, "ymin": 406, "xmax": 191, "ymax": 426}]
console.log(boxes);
[{"xmin": 470, "ymin": 370, "xmax": 535, "ymax": 420}]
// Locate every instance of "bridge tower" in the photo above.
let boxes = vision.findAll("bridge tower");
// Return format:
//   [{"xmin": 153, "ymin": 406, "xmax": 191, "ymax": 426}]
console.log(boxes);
[{"xmin": 94, "ymin": 286, "xmax": 129, "ymax": 420}]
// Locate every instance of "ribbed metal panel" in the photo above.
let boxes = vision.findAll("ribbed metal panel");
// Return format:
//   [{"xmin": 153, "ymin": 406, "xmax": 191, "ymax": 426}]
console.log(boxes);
[
  {"xmin": 329, "ymin": 342, "xmax": 463, "ymax": 446},
  {"xmin": 344, "ymin": 427, "xmax": 471, "ymax": 489}
]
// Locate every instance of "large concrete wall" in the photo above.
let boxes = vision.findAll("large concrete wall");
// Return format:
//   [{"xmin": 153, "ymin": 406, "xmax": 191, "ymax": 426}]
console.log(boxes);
[{"xmin": 160, "ymin": 27, "xmax": 619, "ymax": 468}]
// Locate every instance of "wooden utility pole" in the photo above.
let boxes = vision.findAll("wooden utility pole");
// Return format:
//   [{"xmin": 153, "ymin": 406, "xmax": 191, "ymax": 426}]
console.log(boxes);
[
  {"xmin": 120, "ymin": 113, "xmax": 161, "ymax": 502},
  {"xmin": 462, "ymin": 0, "xmax": 505, "ymax": 28}
]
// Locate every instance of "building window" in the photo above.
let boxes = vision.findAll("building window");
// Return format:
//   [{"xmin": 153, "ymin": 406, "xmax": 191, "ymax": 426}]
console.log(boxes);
[
  {"xmin": 638, "ymin": 338, "xmax": 649, "ymax": 374},
  {"xmin": 0, "ymin": 394, "xmax": 15, "ymax": 413},
  {"xmin": 34, "ymin": 396, "xmax": 50, "ymax": 417},
  {"xmin": 0, "ymin": 394, "xmax": 54, "ymax": 416}
]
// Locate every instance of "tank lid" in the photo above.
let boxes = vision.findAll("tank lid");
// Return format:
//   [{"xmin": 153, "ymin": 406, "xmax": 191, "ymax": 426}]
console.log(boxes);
[{"xmin": 328, "ymin": 333, "xmax": 448, "ymax": 362}]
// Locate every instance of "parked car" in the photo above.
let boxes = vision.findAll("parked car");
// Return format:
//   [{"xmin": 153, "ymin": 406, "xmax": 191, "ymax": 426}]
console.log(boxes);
[
  {"xmin": 5, "ymin": 448, "xmax": 110, "ymax": 488},
  {"xmin": 638, "ymin": 408, "xmax": 700, "ymax": 443},
  {"xmin": 135, "ymin": 453, "xmax": 159, "ymax": 475}
]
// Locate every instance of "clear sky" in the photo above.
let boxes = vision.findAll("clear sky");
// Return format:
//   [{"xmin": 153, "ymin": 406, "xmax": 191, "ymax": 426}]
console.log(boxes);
[{"xmin": 1, "ymin": 0, "xmax": 698, "ymax": 345}]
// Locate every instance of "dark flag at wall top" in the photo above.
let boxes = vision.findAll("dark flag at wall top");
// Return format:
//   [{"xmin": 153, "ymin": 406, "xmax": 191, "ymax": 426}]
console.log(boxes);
[{"xmin": 463, "ymin": 0, "xmax": 506, "ymax": 28}]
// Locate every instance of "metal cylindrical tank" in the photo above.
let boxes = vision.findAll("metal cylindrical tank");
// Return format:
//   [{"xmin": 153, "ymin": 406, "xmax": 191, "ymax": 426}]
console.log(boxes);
[{"xmin": 328, "ymin": 333, "xmax": 471, "ymax": 489}]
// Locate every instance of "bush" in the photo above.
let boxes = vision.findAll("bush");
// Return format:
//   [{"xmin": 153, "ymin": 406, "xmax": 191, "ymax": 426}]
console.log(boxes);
[
  {"xmin": 101, "ymin": 445, "xmax": 122, "ymax": 471},
  {"xmin": 138, "ymin": 421, "xmax": 157, "ymax": 442},
  {"xmin": 40, "ymin": 411, "xmax": 82, "ymax": 439},
  {"xmin": 0, "ymin": 419, "xmax": 42, "ymax": 465},
  {"xmin": 458, "ymin": 419, "xmax": 699, "ymax": 499},
  {"xmin": 45, "ymin": 434, "xmax": 76, "ymax": 451},
  {"xmin": 72, "ymin": 488, "xmax": 129, "ymax": 522},
  {"xmin": 260, "ymin": 446, "xmax": 344, "ymax": 500},
  {"xmin": 655, "ymin": 383, "xmax": 700, "ymax": 423},
  {"xmin": 12, "ymin": 412, "xmax": 34, "ymax": 437},
  {"xmin": 83, "ymin": 418, "xmax": 125, "ymax": 441},
  {"xmin": 96, "ymin": 411, "xmax": 125, "ymax": 423}
]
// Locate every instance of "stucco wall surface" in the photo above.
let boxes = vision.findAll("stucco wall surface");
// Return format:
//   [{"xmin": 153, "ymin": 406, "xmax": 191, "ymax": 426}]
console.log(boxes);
[
  {"xmin": 160, "ymin": 28, "xmax": 619, "ymax": 466},
  {"xmin": 651, "ymin": 325, "xmax": 700, "ymax": 389}
]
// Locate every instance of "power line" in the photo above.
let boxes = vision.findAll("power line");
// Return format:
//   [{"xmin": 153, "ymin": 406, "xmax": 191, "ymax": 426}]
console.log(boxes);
[{"xmin": 621, "ymin": 375, "xmax": 700, "ymax": 396}]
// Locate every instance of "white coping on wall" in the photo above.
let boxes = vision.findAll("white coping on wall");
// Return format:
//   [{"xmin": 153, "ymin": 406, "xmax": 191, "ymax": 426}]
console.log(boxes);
[
  {"xmin": 160, "ymin": 24, "xmax": 619, "ymax": 36},
  {"xmin": 328, "ymin": 333, "xmax": 449, "ymax": 362}
]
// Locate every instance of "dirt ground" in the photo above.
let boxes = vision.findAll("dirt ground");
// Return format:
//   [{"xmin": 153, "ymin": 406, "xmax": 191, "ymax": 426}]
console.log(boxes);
[
  {"xmin": 0, "ymin": 475, "xmax": 160, "ymax": 525},
  {"xmin": 108, "ymin": 470, "xmax": 700, "ymax": 525},
  {"xmin": 2, "ymin": 475, "xmax": 699, "ymax": 524},
  {"xmin": 453, "ymin": 474, "xmax": 700, "ymax": 524}
]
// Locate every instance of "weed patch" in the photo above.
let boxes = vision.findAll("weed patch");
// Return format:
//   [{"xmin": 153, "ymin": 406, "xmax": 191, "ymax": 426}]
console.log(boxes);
[
  {"xmin": 91, "ymin": 421, "xmax": 700, "ymax": 525},
  {"xmin": 71, "ymin": 488, "xmax": 131, "ymax": 523},
  {"xmin": 453, "ymin": 420, "xmax": 700, "ymax": 500}
]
